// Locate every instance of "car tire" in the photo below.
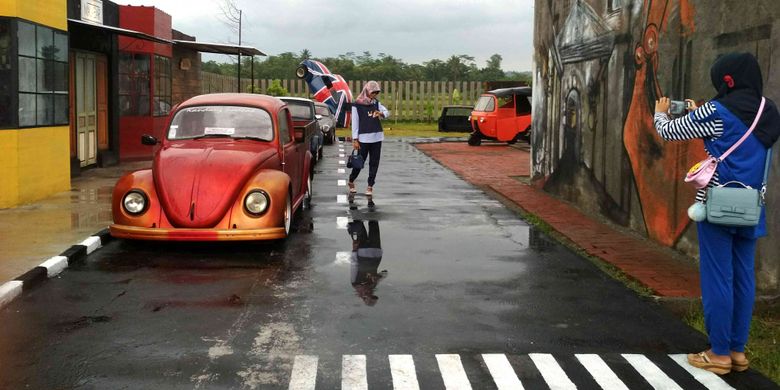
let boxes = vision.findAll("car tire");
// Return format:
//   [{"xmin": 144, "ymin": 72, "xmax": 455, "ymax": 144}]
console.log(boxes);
[
  {"xmin": 295, "ymin": 65, "xmax": 308, "ymax": 79},
  {"xmin": 468, "ymin": 131, "xmax": 482, "ymax": 146},
  {"xmin": 283, "ymin": 193, "xmax": 292, "ymax": 237},
  {"xmin": 318, "ymin": 146, "xmax": 323, "ymax": 160},
  {"xmin": 303, "ymin": 173, "xmax": 313, "ymax": 210}
]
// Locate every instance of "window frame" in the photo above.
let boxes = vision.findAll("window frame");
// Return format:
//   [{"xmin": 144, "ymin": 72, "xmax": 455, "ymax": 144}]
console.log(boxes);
[
  {"xmin": 118, "ymin": 52, "xmax": 151, "ymax": 117},
  {"xmin": 153, "ymin": 55, "xmax": 171, "ymax": 117}
]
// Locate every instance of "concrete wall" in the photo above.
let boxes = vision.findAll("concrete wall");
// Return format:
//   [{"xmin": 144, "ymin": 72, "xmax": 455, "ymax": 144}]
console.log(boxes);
[{"xmin": 532, "ymin": 0, "xmax": 780, "ymax": 293}]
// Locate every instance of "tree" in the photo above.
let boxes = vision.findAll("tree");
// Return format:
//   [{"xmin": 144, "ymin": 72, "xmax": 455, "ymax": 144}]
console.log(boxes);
[
  {"xmin": 480, "ymin": 53, "xmax": 505, "ymax": 81},
  {"xmin": 266, "ymin": 80, "xmax": 288, "ymax": 96}
]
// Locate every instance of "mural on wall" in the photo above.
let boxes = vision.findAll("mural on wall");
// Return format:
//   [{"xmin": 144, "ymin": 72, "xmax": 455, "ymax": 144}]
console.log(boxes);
[{"xmin": 622, "ymin": 0, "xmax": 704, "ymax": 246}]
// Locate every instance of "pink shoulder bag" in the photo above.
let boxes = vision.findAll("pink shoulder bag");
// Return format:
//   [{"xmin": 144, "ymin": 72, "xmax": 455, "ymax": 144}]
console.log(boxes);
[{"xmin": 684, "ymin": 97, "xmax": 766, "ymax": 189}]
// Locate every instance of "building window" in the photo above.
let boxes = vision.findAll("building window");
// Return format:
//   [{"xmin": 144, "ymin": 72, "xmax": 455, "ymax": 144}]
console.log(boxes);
[
  {"xmin": 119, "ymin": 52, "xmax": 150, "ymax": 116},
  {"xmin": 154, "ymin": 55, "xmax": 171, "ymax": 116},
  {"xmin": 17, "ymin": 20, "xmax": 68, "ymax": 127},
  {"xmin": 0, "ymin": 19, "xmax": 13, "ymax": 128}
]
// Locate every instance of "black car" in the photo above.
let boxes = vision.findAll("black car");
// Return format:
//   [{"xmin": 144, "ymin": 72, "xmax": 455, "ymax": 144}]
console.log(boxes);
[
  {"xmin": 315, "ymin": 102, "xmax": 337, "ymax": 145},
  {"xmin": 438, "ymin": 105, "xmax": 474, "ymax": 132}
]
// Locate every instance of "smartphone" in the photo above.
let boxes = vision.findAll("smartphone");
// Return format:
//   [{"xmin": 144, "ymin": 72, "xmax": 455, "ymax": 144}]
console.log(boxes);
[{"xmin": 670, "ymin": 100, "xmax": 688, "ymax": 116}]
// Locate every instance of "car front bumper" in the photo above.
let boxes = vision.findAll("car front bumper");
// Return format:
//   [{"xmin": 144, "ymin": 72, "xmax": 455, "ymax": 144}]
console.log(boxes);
[{"xmin": 109, "ymin": 224, "xmax": 287, "ymax": 241}]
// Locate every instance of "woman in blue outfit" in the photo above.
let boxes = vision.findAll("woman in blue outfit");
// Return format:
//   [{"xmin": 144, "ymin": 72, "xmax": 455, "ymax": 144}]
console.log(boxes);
[
  {"xmin": 654, "ymin": 52, "xmax": 780, "ymax": 375},
  {"xmin": 349, "ymin": 81, "xmax": 390, "ymax": 196}
]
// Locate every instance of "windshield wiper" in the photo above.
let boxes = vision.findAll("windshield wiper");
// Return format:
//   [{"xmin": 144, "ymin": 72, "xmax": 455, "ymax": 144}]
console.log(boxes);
[
  {"xmin": 232, "ymin": 136, "xmax": 269, "ymax": 142},
  {"xmin": 192, "ymin": 134, "xmax": 232, "ymax": 140}
]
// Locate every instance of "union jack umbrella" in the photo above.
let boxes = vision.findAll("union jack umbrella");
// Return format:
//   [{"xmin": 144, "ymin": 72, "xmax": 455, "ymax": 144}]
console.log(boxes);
[{"xmin": 296, "ymin": 60, "xmax": 353, "ymax": 128}]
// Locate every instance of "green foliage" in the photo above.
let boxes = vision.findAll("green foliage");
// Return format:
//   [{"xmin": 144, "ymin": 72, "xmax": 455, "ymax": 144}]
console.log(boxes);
[
  {"xmin": 452, "ymin": 89, "xmax": 462, "ymax": 105},
  {"xmin": 266, "ymin": 80, "xmax": 288, "ymax": 96}
]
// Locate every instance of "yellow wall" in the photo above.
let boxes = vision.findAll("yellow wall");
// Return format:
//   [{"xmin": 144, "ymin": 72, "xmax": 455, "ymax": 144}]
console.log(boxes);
[
  {"xmin": 0, "ymin": 127, "xmax": 71, "ymax": 209},
  {"xmin": 0, "ymin": 0, "xmax": 67, "ymax": 30}
]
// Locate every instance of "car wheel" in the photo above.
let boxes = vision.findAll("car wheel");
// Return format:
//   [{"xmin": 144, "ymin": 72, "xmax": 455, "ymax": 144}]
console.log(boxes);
[
  {"xmin": 468, "ymin": 131, "xmax": 482, "ymax": 146},
  {"xmin": 295, "ymin": 65, "xmax": 308, "ymax": 79},
  {"xmin": 303, "ymin": 173, "xmax": 313, "ymax": 210},
  {"xmin": 283, "ymin": 193, "xmax": 292, "ymax": 237},
  {"xmin": 318, "ymin": 146, "xmax": 323, "ymax": 160}
]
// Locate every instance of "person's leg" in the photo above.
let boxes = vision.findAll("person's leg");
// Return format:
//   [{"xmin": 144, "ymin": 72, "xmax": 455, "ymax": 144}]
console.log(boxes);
[
  {"xmin": 367, "ymin": 220, "xmax": 381, "ymax": 248},
  {"xmin": 729, "ymin": 235, "xmax": 757, "ymax": 354},
  {"xmin": 366, "ymin": 141, "xmax": 382, "ymax": 187},
  {"xmin": 696, "ymin": 221, "xmax": 735, "ymax": 357}
]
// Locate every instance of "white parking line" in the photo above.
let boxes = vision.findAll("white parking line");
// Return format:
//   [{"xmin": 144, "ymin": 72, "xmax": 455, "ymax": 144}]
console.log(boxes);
[
  {"xmin": 339, "ymin": 160, "xmax": 346, "ymax": 165},
  {"xmin": 668, "ymin": 354, "xmax": 735, "ymax": 390},
  {"xmin": 338, "ymin": 169, "xmax": 346, "ymax": 174},
  {"xmin": 622, "ymin": 354, "xmax": 683, "ymax": 390},
  {"xmin": 576, "ymin": 354, "xmax": 628, "ymax": 390},
  {"xmin": 435, "ymin": 354, "xmax": 472, "ymax": 390},
  {"xmin": 529, "ymin": 354, "xmax": 576, "ymax": 390},
  {"xmin": 337, "ymin": 217, "xmax": 349, "ymax": 229},
  {"xmin": 339, "ymin": 154, "xmax": 345, "ymax": 158},
  {"xmin": 337, "ymin": 195, "xmax": 348, "ymax": 204},
  {"xmin": 288, "ymin": 355, "xmax": 318, "ymax": 390},
  {"xmin": 334, "ymin": 251, "xmax": 352, "ymax": 265},
  {"xmin": 482, "ymin": 354, "xmax": 524, "ymax": 390},
  {"xmin": 389, "ymin": 355, "xmax": 420, "ymax": 390},
  {"xmin": 342, "ymin": 355, "xmax": 368, "ymax": 390},
  {"xmin": 338, "ymin": 180, "xmax": 347, "ymax": 186}
]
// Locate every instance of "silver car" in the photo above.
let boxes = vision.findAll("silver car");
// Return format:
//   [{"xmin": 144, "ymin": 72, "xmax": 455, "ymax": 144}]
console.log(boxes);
[{"xmin": 314, "ymin": 102, "xmax": 337, "ymax": 145}]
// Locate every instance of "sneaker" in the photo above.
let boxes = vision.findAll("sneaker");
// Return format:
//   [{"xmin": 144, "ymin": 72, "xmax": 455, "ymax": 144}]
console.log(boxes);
[
  {"xmin": 365, "ymin": 186, "xmax": 373, "ymax": 196},
  {"xmin": 348, "ymin": 181, "xmax": 356, "ymax": 194}
]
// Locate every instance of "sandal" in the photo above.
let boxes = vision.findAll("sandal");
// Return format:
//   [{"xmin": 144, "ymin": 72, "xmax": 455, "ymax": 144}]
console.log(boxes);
[
  {"xmin": 732, "ymin": 357, "xmax": 749, "ymax": 372},
  {"xmin": 687, "ymin": 352, "xmax": 732, "ymax": 375},
  {"xmin": 365, "ymin": 186, "xmax": 373, "ymax": 196},
  {"xmin": 348, "ymin": 181, "xmax": 356, "ymax": 194}
]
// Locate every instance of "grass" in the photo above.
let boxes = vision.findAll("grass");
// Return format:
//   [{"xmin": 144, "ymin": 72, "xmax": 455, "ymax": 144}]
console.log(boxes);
[
  {"xmin": 335, "ymin": 121, "xmax": 467, "ymax": 139},
  {"xmin": 684, "ymin": 305, "xmax": 780, "ymax": 382}
]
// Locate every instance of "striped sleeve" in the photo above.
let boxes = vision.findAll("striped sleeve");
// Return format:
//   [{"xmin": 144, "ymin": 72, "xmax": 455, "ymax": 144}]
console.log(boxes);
[{"xmin": 654, "ymin": 102, "xmax": 723, "ymax": 141}]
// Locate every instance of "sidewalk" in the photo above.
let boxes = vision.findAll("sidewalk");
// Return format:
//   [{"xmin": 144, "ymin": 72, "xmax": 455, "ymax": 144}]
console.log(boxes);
[
  {"xmin": 0, "ymin": 161, "xmax": 150, "ymax": 285},
  {"xmin": 415, "ymin": 142, "xmax": 701, "ymax": 298},
  {"xmin": 0, "ymin": 142, "xmax": 701, "ymax": 298}
]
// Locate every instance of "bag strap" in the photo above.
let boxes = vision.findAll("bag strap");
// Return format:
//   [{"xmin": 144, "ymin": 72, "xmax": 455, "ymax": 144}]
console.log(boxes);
[
  {"xmin": 761, "ymin": 147, "xmax": 773, "ymax": 204},
  {"xmin": 718, "ymin": 97, "xmax": 766, "ymax": 162}
]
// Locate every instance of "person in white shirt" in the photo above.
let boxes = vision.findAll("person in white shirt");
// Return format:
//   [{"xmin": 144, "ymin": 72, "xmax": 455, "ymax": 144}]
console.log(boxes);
[{"xmin": 349, "ymin": 80, "xmax": 390, "ymax": 196}]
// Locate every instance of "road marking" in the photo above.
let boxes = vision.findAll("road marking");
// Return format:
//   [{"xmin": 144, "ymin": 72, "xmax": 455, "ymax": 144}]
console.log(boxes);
[
  {"xmin": 529, "ymin": 354, "xmax": 576, "ymax": 390},
  {"xmin": 40, "ymin": 255, "xmax": 68, "ymax": 277},
  {"xmin": 288, "ymin": 355, "xmax": 318, "ymax": 390},
  {"xmin": 389, "ymin": 355, "xmax": 420, "ymax": 390},
  {"xmin": 80, "ymin": 236, "xmax": 102, "ymax": 254},
  {"xmin": 334, "ymin": 251, "xmax": 352, "ymax": 265},
  {"xmin": 622, "ymin": 354, "xmax": 683, "ymax": 390},
  {"xmin": 338, "ymin": 169, "xmax": 346, "ymax": 174},
  {"xmin": 482, "ymin": 354, "xmax": 524, "ymax": 390},
  {"xmin": 337, "ymin": 217, "xmax": 349, "ymax": 229},
  {"xmin": 338, "ymin": 180, "xmax": 347, "ymax": 186},
  {"xmin": 337, "ymin": 195, "xmax": 348, "ymax": 204},
  {"xmin": 575, "ymin": 354, "xmax": 629, "ymax": 390},
  {"xmin": 0, "ymin": 281, "xmax": 23, "ymax": 308},
  {"xmin": 435, "ymin": 354, "xmax": 472, "ymax": 390},
  {"xmin": 668, "ymin": 354, "xmax": 735, "ymax": 390},
  {"xmin": 339, "ymin": 154, "xmax": 346, "ymax": 158},
  {"xmin": 339, "ymin": 160, "xmax": 346, "ymax": 165},
  {"xmin": 342, "ymin": 355, "xmax": 368, "ymax": 390}
]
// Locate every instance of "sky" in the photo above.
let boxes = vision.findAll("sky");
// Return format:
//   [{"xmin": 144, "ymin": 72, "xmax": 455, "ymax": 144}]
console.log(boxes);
[{"xmin": 111, "ymin": 0, "xmax": 536, "ymax": 72}]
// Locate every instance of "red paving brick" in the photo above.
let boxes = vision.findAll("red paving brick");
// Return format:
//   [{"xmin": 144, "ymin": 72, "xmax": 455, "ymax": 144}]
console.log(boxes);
[{"xmin": 416, "ymin": 142, "xmax": 701, "ymax": 298}]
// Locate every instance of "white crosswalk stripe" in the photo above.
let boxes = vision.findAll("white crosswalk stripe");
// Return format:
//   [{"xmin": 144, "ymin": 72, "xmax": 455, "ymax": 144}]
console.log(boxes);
[
  {"xmin": 669, "ymin": 354, "xmax": 736, "ymax": 390},
  {"xmin": 436, "ymin": 354, "xmax": 473, "ymax": 390},
  {"xmin": 482, "ymin": 354, "xmax": 524, "ymax": 390},
  {"xmin": 338, "ymin": 180, "xmax": 347, "ymax": 186},
  {"xmin": 288, "ymin": 355, "xmax": 318, "ymax": 390},
  {"xmin": 529, "ymin": 353, "xmax": 576, "ymax": 390},
  {"xmin": 576, "ymin": 354, "xmax": 629, "ymax": 390},
  {"xmin": 622, "ymin": 354, "xmax": 683, "ymax": 390},
  {"xmin": 342, "ymin": 355, "xmax": 368, "ymax": 390},
  {"xmin": 338, "ymin": 169, "xmax": 346, "ymax": 174},
  {"xmin": 389, "ymin": 355, "xmax": 420, "ymax": 390},
  {"xmin": 278, "ymin": 353, "xmax": 745, "ymax": 389},
  {"xmin": 337, "ymin": 195, "xmax": 348, "ymax": 204}
]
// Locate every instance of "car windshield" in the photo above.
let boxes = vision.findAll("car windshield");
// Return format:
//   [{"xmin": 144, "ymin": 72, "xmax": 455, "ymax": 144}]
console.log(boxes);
[
  {"xmin": 167, "ymin": 106, "xmax": 274, "ymax": 141},
  {"xmin": 286, "ymin": 101, "xmax": 313, "ymax": 120},
  {"xmin": 473, "ymin": 96, "xmax": 495, "ymax": 112},
  {"xmin": 315, "ymin": 105, "xmax": 331, "ymax": 116},
  {"xmin": 446, "ymin": 107, "xmax": 472, "ymax": 116}
]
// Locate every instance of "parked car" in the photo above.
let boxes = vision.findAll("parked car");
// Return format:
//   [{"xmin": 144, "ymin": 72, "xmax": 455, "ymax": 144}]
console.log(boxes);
[
  {"xmin": 296, "ymin": 60, "xmax": 353, "ymax": 128},
  {"xmin": 315, "ymin": 102, "xmax": 337, "ymax": 144},
  {"xmin": 109, "ymin": 93, "xmax": 313, "ymax": 241},
  {"xmin": 468, "ymin": 87, "xmax": 532, "ymax": 146},
  {"xmin": 437, "ymin": 105, "xmax": 473, "ymax": 132},
  {"xmin": 280, "ymin": 97, "xmax": 323, "ymax": 163}
]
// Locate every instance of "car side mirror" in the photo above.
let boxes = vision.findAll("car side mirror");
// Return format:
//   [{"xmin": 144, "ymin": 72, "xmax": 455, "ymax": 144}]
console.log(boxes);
[
  {"xmin": 293, "ymin": 128, "xmax": 305, "ymax": 143},
  {"xmin": 315, "ymin": 114, "xmax": 322, "ymax": 120},
  {"xmin": 141, "ymin": 134, "xmax": 159, "ymax": 145}
]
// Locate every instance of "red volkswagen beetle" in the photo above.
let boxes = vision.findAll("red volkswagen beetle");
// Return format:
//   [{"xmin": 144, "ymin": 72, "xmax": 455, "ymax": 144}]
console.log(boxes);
[{"xmin": 110, "ymin": 93, "xmax": 313, "ymax": 241}]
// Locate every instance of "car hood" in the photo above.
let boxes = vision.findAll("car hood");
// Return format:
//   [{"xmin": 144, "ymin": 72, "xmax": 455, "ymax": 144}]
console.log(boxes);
[{"xmin": 154, "ymin": 141, "xmax": 276, "ymax": 228}]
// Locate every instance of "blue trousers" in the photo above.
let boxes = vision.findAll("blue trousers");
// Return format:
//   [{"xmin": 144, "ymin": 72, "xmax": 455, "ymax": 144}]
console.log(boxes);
[
  {"xmin": 349, "ymin": 141, "xmax": 382, "ymax": 187},
  {"xmin": 697, "ymin": 221, "xmax": 757, "ymax": 355}
]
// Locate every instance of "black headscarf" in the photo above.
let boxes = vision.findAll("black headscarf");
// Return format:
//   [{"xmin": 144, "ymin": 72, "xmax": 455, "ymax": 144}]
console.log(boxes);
[{"xmin": 710, "ymin": 52, "xmax": 780, "ymax": 148}]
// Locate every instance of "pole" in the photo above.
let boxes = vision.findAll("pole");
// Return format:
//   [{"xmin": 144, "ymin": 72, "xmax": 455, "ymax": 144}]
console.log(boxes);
[
  {"xmin": 237, "ymin": 9, "xmax": 242, "ymax": 92},
  {"xmin": 250, "ymin": 56, "xmax": 255, "ymax": 93}
]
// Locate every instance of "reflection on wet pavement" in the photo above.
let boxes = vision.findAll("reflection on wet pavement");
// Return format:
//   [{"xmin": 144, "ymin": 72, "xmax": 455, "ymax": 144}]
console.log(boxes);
[{"xmin": 348, "ymin": 220, "xmax": 386, "ymax": 306}]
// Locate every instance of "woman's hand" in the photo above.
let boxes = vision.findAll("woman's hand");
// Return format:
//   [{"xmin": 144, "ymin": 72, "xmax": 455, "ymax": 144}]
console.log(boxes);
[
  {"xmin": 352, "ymin": 140, "xmax": 360, "ymax": 150},
  {"xmin": 655, "ymin": 97, "xmax": 670, "ymax": 113}
]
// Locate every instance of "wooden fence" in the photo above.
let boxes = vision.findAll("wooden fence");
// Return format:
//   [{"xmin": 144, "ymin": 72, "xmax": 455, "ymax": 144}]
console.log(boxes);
[{"xmin": 201, "ymin": 72, "xmax": 484, "ymax": 122}]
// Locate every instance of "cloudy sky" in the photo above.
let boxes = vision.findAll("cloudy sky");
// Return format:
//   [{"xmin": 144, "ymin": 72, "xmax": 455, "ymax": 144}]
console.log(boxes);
[{"xmin": 112, "ymin": 0, "xmax": 535, "ymax": 71}]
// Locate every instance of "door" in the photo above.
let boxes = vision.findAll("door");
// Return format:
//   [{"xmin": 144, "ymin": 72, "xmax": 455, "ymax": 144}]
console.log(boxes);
[
  {"xmin": 75, "ymin": 53, "xmax": 97, "ymax": 167},
  {"xmin": 279, "ymin": 109, "xmax": 302, "ymax": 200}
]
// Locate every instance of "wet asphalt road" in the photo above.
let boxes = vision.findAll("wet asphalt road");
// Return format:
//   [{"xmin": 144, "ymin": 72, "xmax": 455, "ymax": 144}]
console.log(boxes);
[{"xmin": 0, "ymin": 140, "xmax": 778, "ymax": 390}]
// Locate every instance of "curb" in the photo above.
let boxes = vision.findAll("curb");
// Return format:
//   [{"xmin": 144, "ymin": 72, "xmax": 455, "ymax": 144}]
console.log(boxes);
[{"xmin": 0, "ymin": 228, "xmax": 113, "ymax": 309}]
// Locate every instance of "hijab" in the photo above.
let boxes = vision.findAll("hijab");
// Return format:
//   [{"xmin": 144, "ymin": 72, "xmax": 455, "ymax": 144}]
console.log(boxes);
[
  {"xmin": 710, "ymin": 52, "xmax": 780, "ymax": 148},
  {"xmin": 355, "ymin": 81, "xmax": 381, "ymax": 105}
]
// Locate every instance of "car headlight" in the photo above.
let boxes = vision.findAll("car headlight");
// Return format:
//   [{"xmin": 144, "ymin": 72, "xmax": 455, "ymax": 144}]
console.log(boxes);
[
  {"xmin": 123, "ymin": 190, "xmax": 148, "ymax": 215},
  {"xmin": 244, "ymin": 190, "xmax": 270, "ymax": 215},
  {"xmin": 322, "ymin": 125, "xmax": 330, "ymax": 132}
]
